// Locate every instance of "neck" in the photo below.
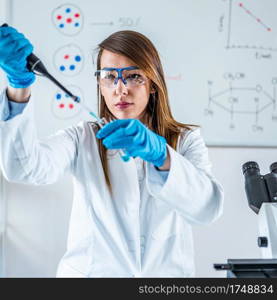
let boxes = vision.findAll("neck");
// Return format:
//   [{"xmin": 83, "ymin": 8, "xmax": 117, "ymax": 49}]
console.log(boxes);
[{"xmin": 139, "ymin": 112, "xmax": 153, "ymax": 129}]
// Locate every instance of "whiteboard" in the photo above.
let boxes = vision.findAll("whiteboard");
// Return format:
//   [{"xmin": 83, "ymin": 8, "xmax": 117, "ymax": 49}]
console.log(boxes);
[{"xmin": 5, "ymin": 0, "xmax": 277, "ymax": 146}]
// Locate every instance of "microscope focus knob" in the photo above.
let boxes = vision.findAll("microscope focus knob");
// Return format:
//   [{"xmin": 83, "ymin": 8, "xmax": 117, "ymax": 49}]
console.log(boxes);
[{"xmin": 257, "ymin": 236, "xmax": 268, "ymax": 248}]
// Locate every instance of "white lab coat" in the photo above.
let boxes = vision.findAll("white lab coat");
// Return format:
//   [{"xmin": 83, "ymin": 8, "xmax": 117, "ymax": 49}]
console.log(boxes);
[{"xmin": 0, "ymin": 92, "xmax": 224, "ymax": 277}]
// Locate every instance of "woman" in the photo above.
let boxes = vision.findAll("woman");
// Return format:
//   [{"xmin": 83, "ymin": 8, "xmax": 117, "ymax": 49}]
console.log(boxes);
[{"xmin": 0, "ymin": 26, "xmax": 223, "ymax": 277}]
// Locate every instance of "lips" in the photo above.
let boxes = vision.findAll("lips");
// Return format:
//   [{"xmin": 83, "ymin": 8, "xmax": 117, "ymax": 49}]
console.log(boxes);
[{"xmin": 115, "ymin": 102, "xmax": 133, "ymax": 109}]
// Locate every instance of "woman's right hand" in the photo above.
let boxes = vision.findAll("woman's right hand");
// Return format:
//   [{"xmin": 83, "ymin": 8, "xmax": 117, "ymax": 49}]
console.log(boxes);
[{"xmin": 0, "ymin": 26, "xmax": 35, "ymax": 89}]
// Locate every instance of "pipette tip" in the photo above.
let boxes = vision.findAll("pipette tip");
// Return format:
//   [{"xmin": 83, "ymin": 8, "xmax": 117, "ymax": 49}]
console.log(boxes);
[
  {"xmin": 89, "ymin": 111, "xmax": 101, "ymax": 122},
  {"xmin": 72, "ymin": 96, "xmax": 80, "ymax": 103},
  {"xmin": 121, "ymin": 155, "xmax": 131, "ymax": 162}
]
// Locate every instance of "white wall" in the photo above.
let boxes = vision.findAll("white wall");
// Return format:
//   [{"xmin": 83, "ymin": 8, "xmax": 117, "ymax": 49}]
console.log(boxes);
[{"xmin": 3, "ymin": 175, "xmax": 73, "ymax": 277}]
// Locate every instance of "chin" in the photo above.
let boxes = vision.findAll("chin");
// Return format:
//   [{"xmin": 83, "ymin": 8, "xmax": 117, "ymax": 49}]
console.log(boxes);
[{"xmin": 113, "ymin": 111, "xmax": 138, "ymax": 120}]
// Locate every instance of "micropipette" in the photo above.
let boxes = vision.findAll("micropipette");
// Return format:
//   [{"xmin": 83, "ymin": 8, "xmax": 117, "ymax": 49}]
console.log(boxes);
[{"xmin": 1, "ymin": 23, "xmax": 130, "ymax": 162}]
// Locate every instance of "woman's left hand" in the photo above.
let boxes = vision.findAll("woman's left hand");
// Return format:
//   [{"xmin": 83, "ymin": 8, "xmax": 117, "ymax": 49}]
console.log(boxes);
[{"xmin": 96, "ymin": 119, "xmax": 167, "ymax": 167}]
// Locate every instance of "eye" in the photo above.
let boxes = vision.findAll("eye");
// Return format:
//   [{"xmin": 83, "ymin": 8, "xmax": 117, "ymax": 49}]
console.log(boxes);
[
  {"xmin": 103, "ymin": 73, "xmax": 116, "ymax": 80},
  {"xmin": 126, "ymin": 73, "xmax": 143, "ymax": 81}
]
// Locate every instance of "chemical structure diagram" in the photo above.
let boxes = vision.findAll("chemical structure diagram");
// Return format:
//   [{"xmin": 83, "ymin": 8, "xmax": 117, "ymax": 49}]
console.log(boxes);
[{"xmin": 205, "ymin": 73, "xmax": 277, "ymax": 131}]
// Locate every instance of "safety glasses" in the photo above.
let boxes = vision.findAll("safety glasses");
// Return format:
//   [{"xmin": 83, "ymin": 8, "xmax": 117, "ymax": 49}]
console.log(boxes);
[{"xmin": 94, "ymin": 66, "xmax": 147, "ymax": 88}]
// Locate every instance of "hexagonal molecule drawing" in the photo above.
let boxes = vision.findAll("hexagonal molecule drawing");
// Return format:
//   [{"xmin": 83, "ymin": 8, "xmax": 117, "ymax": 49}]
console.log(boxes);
[
  {"xmin": 52, "ymin": 3, "xmax": 83, "ymax": 36},
  {"xmin": 205, "ymin": 73, "xmax": 277, "ymax": 132},
  {"xmin": 53, "ymin": 44, "xmax": 84, "ymax": 76},
  {"xmin": 52, "ymin": 85, "xmax": 83, "ymax": 119}
]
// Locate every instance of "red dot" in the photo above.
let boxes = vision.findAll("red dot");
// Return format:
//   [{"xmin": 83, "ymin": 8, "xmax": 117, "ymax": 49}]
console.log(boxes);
[
  {"xmin": 57, "ymin": 15, "xmax": 62, "ymax": 20},
  {"xmin": 239, "ymin": 3, "xmax": 243, "ymax": 7},
  {"xmin": 268, "ymin": 28, "xmax": 272, "ymax": 32},
  {"xmin": 59, "ymin": 103, "xmax": 65, "ymax": 109},
  {"xmin": 75, "ymin": 13, "xmax": 80, "ymax": 18},
  {"xmin": 66, "ymin": 18, "xmax": 72, "ymax": 23},
  {"xmin": 69, "ymin": 104, "xmax": 74, "ymax": 109},
  {"xmin": 64, "ymin": 55, "xmax": 69, "ymax": 59}
]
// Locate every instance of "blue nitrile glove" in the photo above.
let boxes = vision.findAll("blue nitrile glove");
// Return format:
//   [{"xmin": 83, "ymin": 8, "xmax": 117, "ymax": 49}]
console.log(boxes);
[
  {"xmin": 0, "ymin": 26, "xmax": 35, "ymax": 88},
  {"xmin": 96, "ymin": 119, "xmax": 167, "ymax": 167}
]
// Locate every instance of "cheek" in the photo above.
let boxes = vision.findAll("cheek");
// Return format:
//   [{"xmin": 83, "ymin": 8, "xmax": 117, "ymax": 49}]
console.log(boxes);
[
  {"xmin": 135, "ymin": 88, "xmax": 150, "ymax": 108},
  {"xmin": 101, "ymin": 88, "xmax": 114, "ymax": 107},
  {"xmin": 137, "ymin": 96, "xmax": 149, "ymax": 111}
]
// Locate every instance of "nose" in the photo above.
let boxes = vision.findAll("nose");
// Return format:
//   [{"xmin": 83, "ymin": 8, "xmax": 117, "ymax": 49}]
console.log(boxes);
[{"xmin": 115, "ymin": 78, "xmax": 128, "ymax": 95}]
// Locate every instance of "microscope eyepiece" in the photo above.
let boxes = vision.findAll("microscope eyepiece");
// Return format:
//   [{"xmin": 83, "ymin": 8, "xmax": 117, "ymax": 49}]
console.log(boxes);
[
  {"xmin": 242, "ymin": 161, "xmax": 277, "ymax": 214},
  {"xmin": 242, "ymin": 161, "xmax": 260, "ymax": 175},
  {"xmin": 270, "ymin": 162, "xmax": 277, "ymax": 174}
]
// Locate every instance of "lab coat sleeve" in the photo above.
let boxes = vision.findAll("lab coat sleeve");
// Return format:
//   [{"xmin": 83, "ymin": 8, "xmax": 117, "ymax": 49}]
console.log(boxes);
[
  {"xmin": 7, "ymin": 99, "xmax": 28, "ymax": 120},
  {"xmin": 0, "ymin": 89, "xmax": 28, "ymax": 121},
  {"xmin": 0, "ymin": 89, "xmax": 78, "ymax": 185},
  {"xmin": 145, "ymin": 128, "xmax": 224, "ymax": 225}
]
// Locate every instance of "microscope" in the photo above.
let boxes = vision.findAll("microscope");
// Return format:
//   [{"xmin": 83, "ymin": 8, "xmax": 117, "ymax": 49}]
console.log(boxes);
[
  {"xmin": 242, "ymin": 161, "xmax": 277, "ymax": 259},
  {"xmin": 214, "ymin": 161, "xmax": 277, "ymax": 277}
]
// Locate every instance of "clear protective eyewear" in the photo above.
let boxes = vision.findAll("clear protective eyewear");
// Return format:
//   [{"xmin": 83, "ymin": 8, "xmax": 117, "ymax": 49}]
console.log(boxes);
[{"xmin": 94, "ymin": 66, "xmax": 147, "ymax": 88}]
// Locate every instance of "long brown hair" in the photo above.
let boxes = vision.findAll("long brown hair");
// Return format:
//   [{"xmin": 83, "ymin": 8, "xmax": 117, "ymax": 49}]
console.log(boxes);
[{"xmin": 95, "ymin": 30, "xmax": 196, "ymax": 192}]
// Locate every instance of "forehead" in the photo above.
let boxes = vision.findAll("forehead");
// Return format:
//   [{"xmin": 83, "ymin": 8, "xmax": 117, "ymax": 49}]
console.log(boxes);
[{"xmin": 100, "ymin": 49, "xmax": 136, "ymax": 68}]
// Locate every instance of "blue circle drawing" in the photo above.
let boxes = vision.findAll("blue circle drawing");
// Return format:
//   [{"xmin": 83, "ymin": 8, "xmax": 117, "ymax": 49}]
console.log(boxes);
[
  {"xmin": 69, "ymin": 65, "xmax": 76, "ymax": 71},
  {"xmin": 75, "ymin": 23, "xmax": 79, "ymax": 27},
  {"xmin": 56, "ymin": 93, "xmax": 62, "ymax": 100},
  {"xmin": 60, "ymin": 65, "xmax": 66, "ymax": 71},
  {"xmin": 75, "ymin": 55, "xmax": 81, "ymax": 62},
  {"xmin": 66, "ymin": 8, "xmax": 71, "ymax": 13},
  {"xmin": 59, "ymin": 24, "xmax": 64, "ymax": 28}
]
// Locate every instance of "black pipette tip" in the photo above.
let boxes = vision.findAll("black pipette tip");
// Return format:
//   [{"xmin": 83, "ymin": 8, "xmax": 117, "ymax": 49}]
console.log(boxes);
[{"xmin": 74, "ymin": 96, "xmax": 81, "ymax": 103}]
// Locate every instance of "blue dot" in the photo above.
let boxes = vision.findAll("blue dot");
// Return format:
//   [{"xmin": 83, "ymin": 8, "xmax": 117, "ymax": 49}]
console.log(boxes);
[
  {"xmin": 65, "ymin": 8, "xmax": 71, "ymax": 13},
  {"xmin": 59, "ymin": 23, "xmax": 64, "ymax": 28},
  {"xmin": 75, "ymin": 55, "xmax": 81, "ymax": 62},
  {"xmin": 60, "ymin": 65, "xmax": 66, "ymax": 71},
  {"xmin": 75, "ymin": 23, "xmax": 79, "ymax": 27},
  {"xmin": 56, "ymin": 93, "xmax": 62, "ymax": 100},
  {"xmin": 69, "ymin": 65, "xmax": 75, "ymax": 70}
]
